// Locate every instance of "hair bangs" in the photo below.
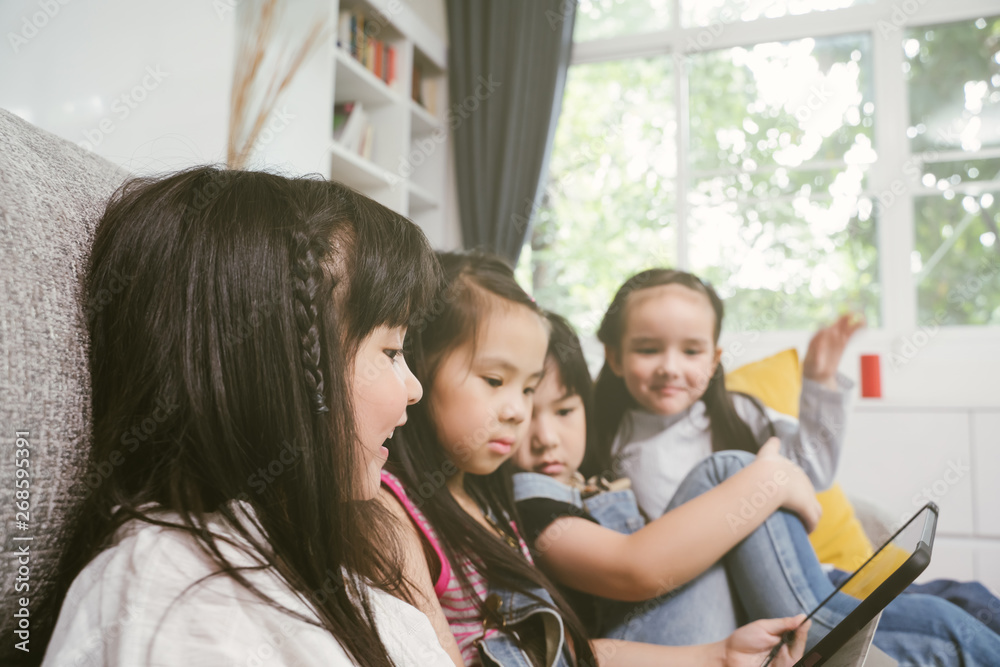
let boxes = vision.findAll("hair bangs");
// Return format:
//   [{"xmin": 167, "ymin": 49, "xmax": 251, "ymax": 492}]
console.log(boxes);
[
  {"xmin": 543, "ymin": 312, "xmax": 592, "ymax": 402},
  {"xmin": 342, "ymin": 193, "xmax": 441, "ymax": 339}
]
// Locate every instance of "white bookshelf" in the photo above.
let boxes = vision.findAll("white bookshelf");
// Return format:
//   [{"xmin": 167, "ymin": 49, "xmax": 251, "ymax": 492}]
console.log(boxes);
[
  {"xmin": 237, "ymin": 0, "xmax": 448, "ymax": 240},
  {"xmin": 329, "ymin": 0, "xmax": 448, "ymax": 232}
]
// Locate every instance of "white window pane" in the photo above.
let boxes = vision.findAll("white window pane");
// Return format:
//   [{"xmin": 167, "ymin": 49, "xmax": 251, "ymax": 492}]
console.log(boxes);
[
  {"xmin": 573, "ymin": 0, "xmax": 671, "ymax": 42},
  {"xmin": 906, "ymin": 15, "xmax": 1000, "ymax": 154},
  {"xmin": 921, "ymin": 157, "xmax": 1000, "ymax": 189},
  {"xmin": 914, "ymin": 192, "xmax": 1000, "ymax": 326},
  {"xmin": 518, "ymin": 57, "xmax": 676, "ymax": 339},
  {"xmin": 687, "ymin": 34, "xmax": 878, "ymax": 330},
  {"xmin": 689, "ymin": 199, "xmax": 879, "ymax": 331},
  {"xmin": 689, "ymin": 34, "xmax": 874, "ymax": 172},
  {"xmin": 681, "ymin": 0, "xmax": 872, "ymax": 28}
]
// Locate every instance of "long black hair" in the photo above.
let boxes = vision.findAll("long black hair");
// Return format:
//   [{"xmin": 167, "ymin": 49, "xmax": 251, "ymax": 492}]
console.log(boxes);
[
  {"xmin": 541, "ymin": 311, "xmax": 598, "ymax": 468},
  {"xmin": 585, "ymin": 268, "xmax": 769, "ymax": 479},
  {"xmin": 390, "ymin": 251, "xmax": 597, "ymax": 666},
  {"xmin": 41, "ymin": 167, "xmax": 440, "ymax": 666}
]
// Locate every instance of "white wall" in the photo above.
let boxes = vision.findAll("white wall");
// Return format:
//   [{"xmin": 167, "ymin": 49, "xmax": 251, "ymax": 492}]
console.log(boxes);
[
  {"xmin": 839, "ymin": 404, "xmax": 1000, "ymax": 592},
  {"xmin": 0, "ymin": 0, "xmax": 236, "ymax": 174},
  {"xmin": 233, "ymin": 0, "xmax": 334, "ymax": 178}
]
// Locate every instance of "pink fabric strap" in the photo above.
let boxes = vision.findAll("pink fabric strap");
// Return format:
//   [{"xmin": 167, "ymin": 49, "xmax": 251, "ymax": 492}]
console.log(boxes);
[{"xmin": 381, "ymin": 470, "xmax": 452, "ymax": 597}]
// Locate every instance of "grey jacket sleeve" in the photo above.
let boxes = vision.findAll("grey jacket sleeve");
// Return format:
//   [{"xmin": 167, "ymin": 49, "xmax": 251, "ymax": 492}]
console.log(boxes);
[{"xmin": 733, "ymin": 373, "xmax": 853, "ymax": 491}]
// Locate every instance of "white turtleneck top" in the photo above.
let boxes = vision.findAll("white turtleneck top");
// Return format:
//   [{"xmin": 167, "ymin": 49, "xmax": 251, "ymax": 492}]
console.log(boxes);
[{"xmin": 611, "ymin": 375, "xmax": 853, "ymax": 519}]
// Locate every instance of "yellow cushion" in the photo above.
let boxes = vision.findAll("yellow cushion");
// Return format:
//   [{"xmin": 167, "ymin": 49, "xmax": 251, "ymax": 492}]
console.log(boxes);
[
  {"xmin": 726, "ymin": 348, "xmax": 802, "ymax": 418},
  {"xmin": 726, "ymin": 349, "xmax": 875, "ymax": 572}
]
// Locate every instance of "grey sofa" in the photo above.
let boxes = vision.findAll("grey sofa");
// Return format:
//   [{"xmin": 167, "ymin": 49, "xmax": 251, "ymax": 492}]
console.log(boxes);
[{"xmin": 0, "ymin": 108, "xmax": 126, "ymax": 665}]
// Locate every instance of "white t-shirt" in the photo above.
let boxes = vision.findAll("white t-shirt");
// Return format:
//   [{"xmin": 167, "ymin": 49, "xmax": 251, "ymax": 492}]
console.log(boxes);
[{"xmin": 42, "ymin": 507, "xmax": 452, "ymax": 667}]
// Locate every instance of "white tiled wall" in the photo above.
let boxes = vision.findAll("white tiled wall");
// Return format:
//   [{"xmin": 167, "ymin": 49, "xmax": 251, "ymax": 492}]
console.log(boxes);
[
  {"xmin": 922, "ymin": 538, "xmax": 977, "ymax": 583},
  {"xmin": 973, "ymin": 412, "xmax": 1000, "ymax": 539},
  {"xmin": 838, "ymin": 403, "xmax": 1000, "ymax": 592},
  {"xmin": 975, "ymin": 543, "xmax": 1000, "ymax": 599}
]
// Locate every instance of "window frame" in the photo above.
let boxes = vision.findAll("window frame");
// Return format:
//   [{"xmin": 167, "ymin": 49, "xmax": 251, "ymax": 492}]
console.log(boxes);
[{"xmin": 557, "ymin": 0, "xmax": 1000, "ymax": 391}]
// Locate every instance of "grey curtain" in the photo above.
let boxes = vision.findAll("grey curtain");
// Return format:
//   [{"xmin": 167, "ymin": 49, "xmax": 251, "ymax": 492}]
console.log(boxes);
[{"xmin": 446, "ymin": 0, "xmax": 576, "ymax": 264}]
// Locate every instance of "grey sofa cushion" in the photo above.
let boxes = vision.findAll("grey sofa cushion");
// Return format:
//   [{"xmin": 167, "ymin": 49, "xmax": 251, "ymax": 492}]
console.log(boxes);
[
  {"xmin": 850, "ymin": 493, "xmax": 898, "ymax": 548},
  {"xmin": 0, "ymin": 108, "xmax": 127, "ymax": 664}
]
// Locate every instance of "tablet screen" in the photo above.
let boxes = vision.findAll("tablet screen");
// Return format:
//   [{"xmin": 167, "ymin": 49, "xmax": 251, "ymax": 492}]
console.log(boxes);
[
  {"xmin": 762, "ymin": 503, "xmax": 937, "ymax": 667},
  {"xmin": 809, "ymin": 503, "xmax": 936, "ymax": 620}
]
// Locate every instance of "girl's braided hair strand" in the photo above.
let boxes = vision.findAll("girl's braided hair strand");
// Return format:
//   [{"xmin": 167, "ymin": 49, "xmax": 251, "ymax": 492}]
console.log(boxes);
[{"xmin": 291, "ymin": 228, "xmax": 330, "ymax": 414}]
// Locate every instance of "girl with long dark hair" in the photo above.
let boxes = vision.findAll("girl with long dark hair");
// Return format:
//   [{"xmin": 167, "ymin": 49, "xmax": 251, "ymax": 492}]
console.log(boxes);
[
  {"xmin": 587, "ymin": 268, "xmax": 860, "ymax": 520},
  {"xmin": 40, "ymin": 167, "xmax": 451, "ymax": 666},
  {"xmin": 512, "ymin": 312, "xmax": 1000, "ymax": 665},
  {"xmin": 382, "ymin": 251, "xmax": 812, "ymax": 667}
]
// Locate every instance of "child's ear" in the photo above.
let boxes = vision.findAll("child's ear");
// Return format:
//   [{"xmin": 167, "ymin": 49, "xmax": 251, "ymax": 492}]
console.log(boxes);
[
  {"xmin": 711, "ymin": 346, "xmax": 723, "ymax": 376},
  {"xmin": 604, "ymin": 344, "xmax": 624, "ymax": 377}
]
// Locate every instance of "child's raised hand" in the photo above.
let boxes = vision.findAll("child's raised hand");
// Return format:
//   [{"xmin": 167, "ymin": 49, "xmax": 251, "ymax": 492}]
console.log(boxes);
[
  {"xmin": 802, "ymin": 313, "xmax": 864, "ymax": 390},
  {"xmin": 755, "ymin": 438, "xmax": 822, "ymax": 532}
]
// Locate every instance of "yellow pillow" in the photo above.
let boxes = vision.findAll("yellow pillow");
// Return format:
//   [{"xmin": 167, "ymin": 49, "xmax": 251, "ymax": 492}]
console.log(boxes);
[
  {"xmin": 726, "ymin": 349, "xmax": 875, "ymax": 572},
  {"xmin": 726, "ymin": 348, "xmax": 802, "ymax": 417}
]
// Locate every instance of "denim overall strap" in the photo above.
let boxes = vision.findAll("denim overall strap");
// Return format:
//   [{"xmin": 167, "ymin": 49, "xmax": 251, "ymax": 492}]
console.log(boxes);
[
  {"xmin": 513, "ymin": 471, "xmax": 645, "ymax": 536},
  {"xmin": 477, "ymin": 585, "xmax": 572, "ymax": 667},
  {"xmin": 582, "ymin": 488, "xmax": 646, "ymax": 536},
  {"xmin": 512, "ymin": 471, "xmax": 584, "ymax": 508}
]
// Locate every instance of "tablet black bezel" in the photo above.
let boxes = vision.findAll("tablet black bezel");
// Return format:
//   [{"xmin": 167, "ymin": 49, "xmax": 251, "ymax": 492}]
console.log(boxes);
[{"xmin": 792, "ymin": 501, "xmax": 938, "ymax": 667}]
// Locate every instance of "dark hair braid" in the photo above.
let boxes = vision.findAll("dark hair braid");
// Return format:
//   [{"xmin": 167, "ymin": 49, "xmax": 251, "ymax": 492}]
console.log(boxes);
[{"xmin": 291, "ymin": 229, "xmax": 330, "ymax": 414}]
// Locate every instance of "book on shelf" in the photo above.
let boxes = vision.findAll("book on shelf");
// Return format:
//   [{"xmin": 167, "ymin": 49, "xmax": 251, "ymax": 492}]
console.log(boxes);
[
  {"xmin": 334, "ymin": 101, "xmax": 365, "ymax": 154},
  {"xmin": 411, "ymin": 63, "xmax": 439, "ymax": 115},
  {"xmin": 358, "ymin": 124, "xmax": 375, "ymax": 161},
  {"xmin": 333, "ymin": 101, "xmax": 375, "ymax": 161},
  {"xmin": 336, "ymin": 9, "xmax": 396, "ymax": 86},
  {"xmin": 422, "ymin": 78, "xmax": 438, "ymax": 115},
  {"xmin": 412, "ymin": 64, "xmax": 423, "ymax": 106},
  {"xmin": 337, "ymin": 10, "xmax": 351, "ymax": 55},
  {"xmin": 387, "ymin": 46, "xmax": 396, "ymax": 88},
  {"xmin": 332, "ymin": 102, "xmax": 352, "ymax": 139}
]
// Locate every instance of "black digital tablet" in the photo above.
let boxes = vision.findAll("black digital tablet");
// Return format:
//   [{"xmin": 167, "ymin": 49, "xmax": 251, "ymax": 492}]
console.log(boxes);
[{"xmin": 765, "ymin": 501, "xmax": 938, "ymax": 667}]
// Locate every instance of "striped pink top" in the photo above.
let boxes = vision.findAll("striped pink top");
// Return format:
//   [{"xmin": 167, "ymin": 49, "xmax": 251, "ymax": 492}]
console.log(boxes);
[{"xmin": 381, "ymin": 470, "xmax": 532, "ymax": 666}]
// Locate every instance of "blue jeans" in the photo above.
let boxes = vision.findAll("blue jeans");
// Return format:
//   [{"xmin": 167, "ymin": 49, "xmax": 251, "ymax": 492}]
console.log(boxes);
[
  {"xmin": 829, "ymin": 569, "xmax": 1000, "ymax": 637},
  {"xmin": 606, "ymin": 451, "xmax": 1000, "ymax": 666},
  {"xmin": 584, "ymin": 485, "xmax": 742, "ymax": 643}
]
